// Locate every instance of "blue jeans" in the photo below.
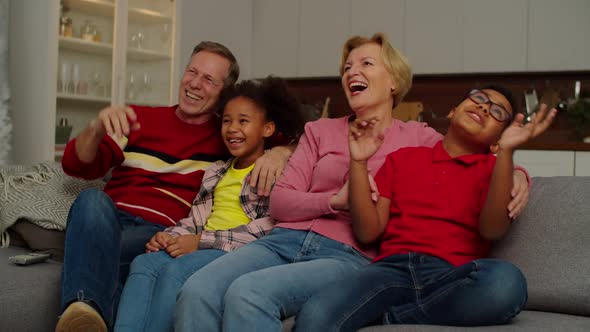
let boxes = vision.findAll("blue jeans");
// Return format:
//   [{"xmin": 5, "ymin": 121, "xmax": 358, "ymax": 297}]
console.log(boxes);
[
  {"xmin": 114, "ymin": 249, "xmax": 226, "ymax": 332},
  {"xmin": 296, "ymin": 253, "xmax": 528, "ymax": 332},
  {"xmin": 60, "ymin": 189, "xmax": 164, "ymax": 328},
  {"xmin": 174, "ymin": 228, "xmax": 371, "ymax": 332}
]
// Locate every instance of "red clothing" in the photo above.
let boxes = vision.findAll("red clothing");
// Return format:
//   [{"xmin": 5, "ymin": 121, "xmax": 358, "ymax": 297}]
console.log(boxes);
[
  {"xmin": 62, "ymin": 105, "xmax": 228, "ymax": 227},
  {"xmin": 374, "ymin": 141, "xmax": 496, "ymax": 266}
]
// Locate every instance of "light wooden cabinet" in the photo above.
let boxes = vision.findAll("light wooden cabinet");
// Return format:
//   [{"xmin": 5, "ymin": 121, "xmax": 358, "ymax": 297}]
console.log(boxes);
[
  {"xmin": 10, "ymin": 0, "xmax": 179, "ymax": 163},
  {"xmin": 528, "ymin": 0, "xmax": 590, "ymax": 71}
]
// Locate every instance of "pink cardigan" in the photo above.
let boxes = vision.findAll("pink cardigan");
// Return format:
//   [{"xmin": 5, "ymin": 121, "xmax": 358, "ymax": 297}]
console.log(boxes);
[{"xmin": 269, "ymin": 116, "xmax": 443, "ymax": 258}]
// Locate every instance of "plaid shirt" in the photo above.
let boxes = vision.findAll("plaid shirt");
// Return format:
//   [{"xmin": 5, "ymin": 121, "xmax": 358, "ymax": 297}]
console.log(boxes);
[{"xmin": 164, "ymin": 159, "xmax": 274, "ymax": 252}]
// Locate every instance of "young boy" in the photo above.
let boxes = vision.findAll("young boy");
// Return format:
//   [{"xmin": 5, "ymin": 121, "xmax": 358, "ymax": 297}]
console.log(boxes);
[{"xmin": 295, "ymin": 86, "xmax": 557, "ymax": 331}]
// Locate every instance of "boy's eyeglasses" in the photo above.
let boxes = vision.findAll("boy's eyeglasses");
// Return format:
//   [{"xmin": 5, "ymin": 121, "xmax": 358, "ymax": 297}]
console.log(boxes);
[{"xmin": 467, "ymin": 89, "xmax": 512, "ymax": 123}]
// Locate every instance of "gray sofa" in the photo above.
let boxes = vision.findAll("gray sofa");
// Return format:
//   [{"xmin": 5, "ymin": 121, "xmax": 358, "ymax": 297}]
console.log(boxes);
[{"xmin": 2, "ymin": 176, "xmax": 590, "ymax": 332}]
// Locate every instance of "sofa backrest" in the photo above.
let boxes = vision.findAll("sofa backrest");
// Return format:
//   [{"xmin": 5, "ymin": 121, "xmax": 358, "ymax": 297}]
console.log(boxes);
[{"xmin": 490, "ymin": 176, "xmax": 590, "ymax": 317}]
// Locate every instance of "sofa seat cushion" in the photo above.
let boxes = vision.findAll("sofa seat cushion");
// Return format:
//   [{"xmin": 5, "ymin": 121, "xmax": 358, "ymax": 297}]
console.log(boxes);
[
  {"xmin": 0, "ymin": 246, "xmax": 61, "ymax": 331},
  {"xmin": 490, "ymin": 176, "xmax": 590, "ymax": 317},
  {"xmin": 356, "ymin": 311, "xmax": 590, "ymax": 331}
]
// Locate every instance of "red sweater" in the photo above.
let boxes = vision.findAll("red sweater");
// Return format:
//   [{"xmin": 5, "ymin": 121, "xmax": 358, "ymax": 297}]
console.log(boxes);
[{"xmin": 62, "ymin": 105, "xmax": 228, "ymax": 227}]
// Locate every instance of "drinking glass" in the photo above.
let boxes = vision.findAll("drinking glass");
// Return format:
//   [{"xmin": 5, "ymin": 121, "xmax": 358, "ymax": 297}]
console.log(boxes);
[
  {"xmin": 72, "ymin": 64, "xmax": 81, "ymax": 94},
  {"xmin": 58, "ymin": 63, "xmax": 71, "ymax": 94},
  {"xmin": 127, "ymin": 72, "xmax": 137, "ymax": 101},
  {"xmin": 141, "ymin": 72, "xmax": 151, "ymax": 101}
]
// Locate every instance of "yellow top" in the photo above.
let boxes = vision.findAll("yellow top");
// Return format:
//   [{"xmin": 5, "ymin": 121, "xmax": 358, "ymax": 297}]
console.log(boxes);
[{"xmin": 205, "ymin": 160, "xmax": 255, "ymax": 231}]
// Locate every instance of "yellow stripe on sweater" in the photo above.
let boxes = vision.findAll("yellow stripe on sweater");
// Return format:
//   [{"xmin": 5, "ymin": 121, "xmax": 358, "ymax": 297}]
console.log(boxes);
[{"xmin": 121, "ymin": 152, "xmax": 214, "ymax": 174}]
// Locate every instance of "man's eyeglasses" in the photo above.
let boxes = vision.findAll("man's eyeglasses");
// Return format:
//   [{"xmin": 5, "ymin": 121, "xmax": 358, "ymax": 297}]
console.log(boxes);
[{"xmin": 467, "ymin": 89, "xmax": 512, "ymax": 123}]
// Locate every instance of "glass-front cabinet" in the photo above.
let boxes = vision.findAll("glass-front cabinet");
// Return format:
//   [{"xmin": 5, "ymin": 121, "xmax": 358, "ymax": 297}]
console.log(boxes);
[{"xmin": 55, "ymin": 0, "xmax": 177, "ymax": 159}]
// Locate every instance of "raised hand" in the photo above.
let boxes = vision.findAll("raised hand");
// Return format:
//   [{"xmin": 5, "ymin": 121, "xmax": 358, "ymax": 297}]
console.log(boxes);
[
  {"xmin": 498, "ymin": 104, "xmax": 558, "ymax": 150},
  {"xmin": 349, "ymin": 117, "xmax": 385, "ymax": 162},
  {"xmin": 92, "ymin": 106, "xmax": 141, "ymax": 139}
]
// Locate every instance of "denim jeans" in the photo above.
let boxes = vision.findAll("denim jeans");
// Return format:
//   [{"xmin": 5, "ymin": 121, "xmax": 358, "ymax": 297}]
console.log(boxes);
[
  {"xmin": 296, "ymin": 253, "xmax": 528, "ymax": 332},
  {"xmin": 60, "ymin": 189, "xmax": 164, "ymax": 328},
  {"xmin": 114, "ymin": 249, "xmax": 225, "ymax": 332},
  {"xmin": 174, "ymin": 228, "xmax": 371, "ymax": 332}
]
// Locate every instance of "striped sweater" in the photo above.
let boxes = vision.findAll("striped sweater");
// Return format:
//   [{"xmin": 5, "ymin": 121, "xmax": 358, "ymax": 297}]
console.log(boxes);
[{"xmin": 62, "ymin": 105, "xmax": 228, "ymax": 227}]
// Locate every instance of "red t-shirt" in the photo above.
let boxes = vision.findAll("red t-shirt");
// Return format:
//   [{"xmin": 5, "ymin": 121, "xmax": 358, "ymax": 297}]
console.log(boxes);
[
  {"xmin": 62, "ymin": 105, "xmax": 228, "ymax": 227},
  {"xmin": 374, "ymin": 141, "xmax": 497, "ymax": 266}
]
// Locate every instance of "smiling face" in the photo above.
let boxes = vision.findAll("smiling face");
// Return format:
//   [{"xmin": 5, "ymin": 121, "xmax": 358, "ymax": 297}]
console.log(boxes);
[
  {"xmin": 341, "ymin": 42, "xmax": 396, "ymax": 114},
  {"xmin": 177, "ymin": 51, "xmax": 231, "ymax": 124},
  {"xmin": 221, "ymin": 97, "xmax": 275, "ymax": 169},
  {"xmin": 448, "ymin": 88, "xmax": 514, "ymax": 145}
]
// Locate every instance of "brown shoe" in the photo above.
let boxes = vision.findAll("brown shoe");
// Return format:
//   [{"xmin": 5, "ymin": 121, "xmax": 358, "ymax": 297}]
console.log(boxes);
[{"xmin": 55, "ymin": 301, "xmax": 107, "ymax": 332}]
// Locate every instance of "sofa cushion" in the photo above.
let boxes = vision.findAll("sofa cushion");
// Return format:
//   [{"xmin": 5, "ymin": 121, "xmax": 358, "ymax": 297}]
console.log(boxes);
[
  {"xmin": 0, "ymin": 246, "xmax": 62, "ymax": 331},
  {"xmin": 490, "ymin": 176, "xmax": 590, "ymax": 317},
  {"xmin": 356, "ymin": 310, "xmax": 590, "ymax": 331}
]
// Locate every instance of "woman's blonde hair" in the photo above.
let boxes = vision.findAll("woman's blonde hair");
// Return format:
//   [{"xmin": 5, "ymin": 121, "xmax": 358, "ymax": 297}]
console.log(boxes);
[{"xmin": 340, "ymin": 33, "xmax": 412, "ymax": 108}]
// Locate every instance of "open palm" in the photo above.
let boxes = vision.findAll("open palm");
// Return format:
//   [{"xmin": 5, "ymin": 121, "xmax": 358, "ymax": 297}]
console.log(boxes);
[
  {"xmin": 499, "ymin": 104, "xmax": 557, "ymax": 150},
  {"xmin": 349, "ymin": 118, "xmax": 385, "ymax": 162}
]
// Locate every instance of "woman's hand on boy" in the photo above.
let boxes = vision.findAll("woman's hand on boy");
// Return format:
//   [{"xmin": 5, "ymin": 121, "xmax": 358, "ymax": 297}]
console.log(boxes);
[
  {"xmin": 330, "ymin": 175, "xmax": 379, "ymax": 211},
  {"xmin": 508, "ymin": 171, "xmax": 529, "ymax": 219},
  {"xmin": 498, "ymin": 104, "xmax": 558, "ymax": 151},
  {"xmin": 165, "ymin": 234, "xmax": 202, "ymax": 258}
]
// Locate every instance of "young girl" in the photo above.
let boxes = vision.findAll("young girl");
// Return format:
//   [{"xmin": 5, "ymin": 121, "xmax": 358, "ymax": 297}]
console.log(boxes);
[{"xmin": 113, "ymin": 76, "xmax": 304, "ymax": 332}]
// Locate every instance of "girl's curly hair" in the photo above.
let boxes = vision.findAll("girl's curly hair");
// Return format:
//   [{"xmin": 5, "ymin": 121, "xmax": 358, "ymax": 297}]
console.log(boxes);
[{"xmin": 217, "ymin": 76, "xmax": 305, "ymax": 147}]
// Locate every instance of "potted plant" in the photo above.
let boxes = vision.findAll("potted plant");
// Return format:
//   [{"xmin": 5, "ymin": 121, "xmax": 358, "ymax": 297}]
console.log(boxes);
[{"xmin": 566, "ymin": 98, "xmax": 590, "ymax": 141}]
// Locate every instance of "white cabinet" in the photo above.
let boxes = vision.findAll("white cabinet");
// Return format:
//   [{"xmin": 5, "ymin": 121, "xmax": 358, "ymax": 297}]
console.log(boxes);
[
  {"xmin": 10, "ymin": 0, "xmax": 179, "ymax": 163},
  {"xmin": 297, "ymin": 0, "xmax": 351, "ymax": 77},
  {"xmin": 252, "ymin": 0, "xmax": 300, "ymax": 78},
  {"xmin": 177, "ymin": 0, "xmax": 253, "ymax": 82},
  {"xmin": 350, "ymin": 0, "xmax": 405, "ymax": 53},
  {"xmin": 405, "ymin": 0, "xmax": 463, "ymax": 74},
  {"xmin": 575, "ymin": 151, "xmax": 590, "ymax": 176},
  {"xmin": 514, "ymin": 150, "xmax": 575, "ymax": 177},
  {"xmin": 463, "ymin": 0, "xmax": 527, "ymax": 73},
  {"xmin": 528, "ymin": 0, "xmax": 590, "ymax": 71}
]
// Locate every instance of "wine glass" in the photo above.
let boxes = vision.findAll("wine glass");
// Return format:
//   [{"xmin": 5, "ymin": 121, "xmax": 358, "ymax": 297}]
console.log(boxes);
[
  {"xmin": 141, "ymin": 72, "xmax": 151, "ymax": 102},
  {"xmin": 90, "ymin": 67, "xmax": 103, "ymax": 97},
  {"xmin": 72, "ymin": 64, "xmax": 80, "ymax": 94},
  {"xmin": 58, "ymin": 62, "xmax": 71, "ymax": 94},
  {"xmin": 127, "ymin": 72, "xmax": 136, "ymax": 101}
]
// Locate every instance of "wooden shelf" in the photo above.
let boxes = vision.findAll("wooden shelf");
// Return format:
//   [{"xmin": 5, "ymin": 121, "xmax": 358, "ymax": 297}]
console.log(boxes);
[
  {"xmin": 57, "ymin": 93, "xmax": 111, "ymax": 105},
  {"xmin": 65, "ymin": 0, "xmax": 115, "ymax": 18},
  {"xmin": 129, "ymin": 6, "xmax": 172, "ymax": 23},
  {"xmin": 127, "ymin": 47, "xmax": 171, "ymax": 61},
  {"xmin": 59, "ymin": 37, "xmax": 113, "ymax": 56}
]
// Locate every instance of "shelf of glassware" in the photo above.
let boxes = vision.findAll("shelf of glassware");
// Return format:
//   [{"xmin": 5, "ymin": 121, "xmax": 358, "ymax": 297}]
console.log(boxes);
[
  {"xmin": 59, "ymin": 36, "xmax": 113, "ymax": 56},
  {"xmin": 66, "ymin": 0, "xmax": 115, "ymax": 18},
  {"xmin": 128, "ymin": 6, "xmax": 172, "ymax": 24},
  {"xmin": 57, "ymin": 93, "xmax": 111, "ymax": 104}
]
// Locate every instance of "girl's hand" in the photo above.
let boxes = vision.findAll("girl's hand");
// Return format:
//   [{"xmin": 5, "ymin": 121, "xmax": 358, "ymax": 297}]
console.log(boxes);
[
  {"xmin": 145, "ymin": 232, "xmax": 172, "ymax": 253},
  {"xmin": 165, "ymin": 234, "xmax": 202, "ymax": 258},
  {"xmin": 349, "ymin": 118, "xmax": 385, "ymax": 162}
]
